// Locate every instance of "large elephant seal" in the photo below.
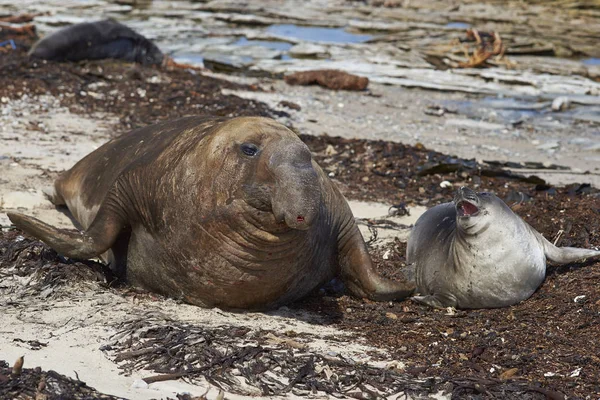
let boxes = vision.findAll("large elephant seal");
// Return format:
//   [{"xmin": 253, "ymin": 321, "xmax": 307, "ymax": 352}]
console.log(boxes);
[
  {"xmin": 407, "ymin": 186, "xmax": 600, "ymax": 309},
  {"xmin": 7, "ymin": 116, "xmax": 414, "ymax": 310},
  {"xmin": 29, "ymin": 19, "xmax": 164, "ymax": 65}
]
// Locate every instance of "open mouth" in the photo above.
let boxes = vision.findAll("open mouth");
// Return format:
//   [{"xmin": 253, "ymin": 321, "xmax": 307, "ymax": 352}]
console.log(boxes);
[{"xmin": 456, "ymin": 200, "xmax": 479, "ymax": 217}]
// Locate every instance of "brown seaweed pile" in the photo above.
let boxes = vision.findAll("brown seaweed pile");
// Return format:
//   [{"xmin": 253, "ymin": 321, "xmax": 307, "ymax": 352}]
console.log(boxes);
[
  {"xmin": 0, "ymin": 359, "xmax": 120, "ymax": 400},
  {"xmin": 104, "ymin": 317, "xmax": 555, "ymax": 399}
]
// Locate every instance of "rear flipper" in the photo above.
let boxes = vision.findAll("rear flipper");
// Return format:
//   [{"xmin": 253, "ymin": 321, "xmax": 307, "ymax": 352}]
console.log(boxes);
[
  {"xmin": 338, "ymin": 223, "xmax": 415, "ymax": 302},
  {"xmin": 532, "ymin": 228, "xmax": 600, "ymax": 264},
  {"xmin": 7, "ymin": 202, "xmax": 125, "ymax": 260}
]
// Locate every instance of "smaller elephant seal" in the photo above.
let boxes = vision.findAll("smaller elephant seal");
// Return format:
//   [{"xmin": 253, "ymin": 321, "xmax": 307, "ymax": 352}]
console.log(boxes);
[
  {"xmin": 407, "ymin": 187, "xmax": 600, "ymax": 309},
  {"xmin": 7, "ymin": 116, "xmax": 414, "ymax": 310},
  {"xmin": 29, "ymin": 19, "xmax": 164, "ymax": 65}
]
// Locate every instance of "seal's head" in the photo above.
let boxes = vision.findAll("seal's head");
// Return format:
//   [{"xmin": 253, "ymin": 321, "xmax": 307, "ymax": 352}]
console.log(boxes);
[
  {"xmin": 453, "ymin": 186, "xmax": 498, "ymax": 233},
  {"xmin": 134, "ymin": 40, "xmax": 165, "ymax": 65},
  {"xmin": 204, "ymin": 117, "xmax": 321, "ymax": 230}
]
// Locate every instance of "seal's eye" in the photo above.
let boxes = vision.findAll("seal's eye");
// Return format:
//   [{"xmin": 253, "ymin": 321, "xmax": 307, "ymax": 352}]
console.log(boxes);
[{"xmin": 241, "ymin": 143, "xmax": 259, "ymax": 157}]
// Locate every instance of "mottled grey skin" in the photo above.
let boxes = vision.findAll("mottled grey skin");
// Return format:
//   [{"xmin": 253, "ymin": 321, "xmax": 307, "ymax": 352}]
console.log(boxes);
[
  {"xmin": 407, "ymin": 187, "xmax": 600, "ymax": 309},
  {"xmin": 29, "ymin": 19, "xmax": 164, "ymax": 65},
  {"xmin": 7, "ymin": 116, "xmax": 414, "ymax": 310}
]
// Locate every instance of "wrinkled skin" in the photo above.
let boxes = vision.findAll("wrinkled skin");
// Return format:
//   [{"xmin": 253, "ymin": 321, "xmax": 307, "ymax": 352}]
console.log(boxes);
[
  {"xmin": 407, "ymin": 187, "xmax": 600, "ymax": 309},
  {"xmin": 7, "ymin": 116, "xmax": 414, "ymax": 310},
  {"xmin": 29, "ymin": 19, "xmax": 164, "ymax": 65}
]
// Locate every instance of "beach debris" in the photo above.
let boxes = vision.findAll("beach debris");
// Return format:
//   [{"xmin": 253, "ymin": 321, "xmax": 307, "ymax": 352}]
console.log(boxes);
[
  {"xmin": 0, "ymin": 39, "xmax": 16, "ymax": 52},
  {"xmin": 29, "ymin": 19, "xmax": 164, "ymax": 65},
  {"xmin": 570, "ymin": 368, "xmax": 582, "ymax": 378},
  {"xmin": 12, "ymin": 356, "xmax": 24, "ymax": 376},
  {"xmin": 131, "ymin": 379, "xmax": 149, "ymax": 389},
  {"xmin": 0, "ymin": 13, "xmax": 45, "ymax": 24},
  {"xmin": 105, "ymin": 316, "xmax": 566, "ymax": 398},
  {"xmin": 416, "ymin": 156, "xmax": 546, "ymax": 185},
  {"xmin": 499, "ymin": 368, "xmax": 519, "ymax": 380},
  {"xmin": 278, "ymin": 100, "xmax": 302, "ymax": 111},
  {"xmin": 370, "ymin": 0, "xmax": 403, "ymax": 7},
  {"xmin": 1, "ymin": 359, "xmax": 120, "ymax": 399},
  {"xmin": 552, "ymin": 96, "xmax": 571, "ymax": 112},
  {"xmin": 424, "ymin": 105, "xmax": 457, "ymax": 116},
  {"xmin": 573, "ymin": 295, "xmax": 586, "ymax": 303},
  {"xmin": 284, "ymin": 69, "xmax": 369, "ymax": 90},
  {"xmin": 0, "ymin": 23, "xmax": 37, "ymax": 39},
  {"xmin": 0, "ymin": 234, "xmax": 111, "ymax": 298},
  {"xmin": 458, "ymin": 29, "xmax": 506, "ymax": 68}
]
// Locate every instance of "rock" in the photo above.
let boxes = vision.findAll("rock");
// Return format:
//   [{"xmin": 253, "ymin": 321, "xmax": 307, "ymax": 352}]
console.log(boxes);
[
  {"xmin": 131, "ymin": 379, "xmax": 149, "ymax": 389},
  {"xmin": 536, "ymin": 141, "xmax": 560, "ymax": 151},
  {"xmin": 552, "ymin": 96, "xmax": 570, "ymax": 112},
  {"xmin": 499, "ymin": 367, "xmax": 519, "ymax": 380},
  {"xmin": 278, "ymin": 100, "xmax": 301, "ymax": 111},
  {"xmin": 284, "ymin": 70, "xmax": 369, "ymax": 91},
  {"xmin": 289, "ymin": 43, "xmax": 330, "ymax": 58}
]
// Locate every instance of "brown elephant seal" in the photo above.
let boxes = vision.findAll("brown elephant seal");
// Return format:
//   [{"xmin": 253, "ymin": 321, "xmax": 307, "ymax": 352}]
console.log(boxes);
[
  {"xmin": 7, "ymin": 116, "xmax": 414, "ymax": 310},
  {"xmin": 29, "ymin": 19, "xmax": 164, "ymax": 65},
  {"xmin": 407, "ymin": 186, "xmax": 600, "ymax": 309}
]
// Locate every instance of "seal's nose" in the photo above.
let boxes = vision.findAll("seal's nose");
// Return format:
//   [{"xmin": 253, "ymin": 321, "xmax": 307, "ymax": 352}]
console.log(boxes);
[
  {"xmin": 269, "ymin": 140, "xmax": 321, "ymax": 230},
  {"xmin": 457, "ymin": 186, "xmax": 477, "ymax": 198}
]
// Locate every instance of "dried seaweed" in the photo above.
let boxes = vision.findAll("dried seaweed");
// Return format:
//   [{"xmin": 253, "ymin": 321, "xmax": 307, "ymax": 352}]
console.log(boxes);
[
  {"xmin": 0, "ymin": 232, "xmax": 113, "ymax": 297},
  {"xmin": 0, "ymin": 359, "xmax": 120, "ymax": 400},
  {"xmin": 105, "ymin": 317, "xmax": 557, "ymax": 399},
  {"xmin": 458, "ymin": 29, "xmax": 506, "ymax": 68}
]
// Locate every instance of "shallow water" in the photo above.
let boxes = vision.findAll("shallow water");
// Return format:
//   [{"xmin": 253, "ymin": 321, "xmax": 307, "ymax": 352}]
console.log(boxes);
[
  {"xmin": 266, "ymin": 24, "xmax": 373, "ymax": 44},
  {"xmin": 582, "ymin": 58, "xmax": 600, "ymax": 66},
  {"xmin": 445, "ymin": 22, "xmax": 471, "ymax": 29},
  {"xmin": 233, "ymin": 37, "xmax": 293, "ymax": 51}
]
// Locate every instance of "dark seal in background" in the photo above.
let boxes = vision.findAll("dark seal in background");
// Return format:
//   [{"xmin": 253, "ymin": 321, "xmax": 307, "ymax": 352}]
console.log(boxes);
[{"xmin": 29, "ymin": 19, "xmax": 164, "ymax": 65}]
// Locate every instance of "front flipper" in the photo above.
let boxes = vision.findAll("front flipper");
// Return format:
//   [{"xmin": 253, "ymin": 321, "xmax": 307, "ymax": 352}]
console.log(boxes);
[
  {"xmin": 338, "ymin": 223, "xmax": 415, "ymax": 302},
  {"xmin": 7, "ymin": 199, "xmax": 126, "ymax": 260},
  {"xmin": 412, "ymin": 294, "xmax": 456, "ymax": 309}
]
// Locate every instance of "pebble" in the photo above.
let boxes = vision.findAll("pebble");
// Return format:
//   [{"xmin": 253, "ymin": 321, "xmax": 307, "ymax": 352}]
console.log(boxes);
[
  {"xmin": 324, "ymin": 144, "xmax": 337, "ymax": 156},
  {"xmin": 131, "ymin": 379, "xmax": 149, "ymax": 389},
  {"xmin": 536, "ymin": 141, "xmax": 560, "ymax": 150},
  {"xmin": 551, "ymin": 96, "xmax": 570, "ymax": 111},
  {"xmin": 570, "ymin": 367, "xmax": 582, "ymax": 377}
]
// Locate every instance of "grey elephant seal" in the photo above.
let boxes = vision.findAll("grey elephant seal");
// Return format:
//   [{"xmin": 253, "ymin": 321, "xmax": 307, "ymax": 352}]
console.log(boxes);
[
  {"xmin": 29, "ymin": 19, "xmax": 164, "ymax": 65},
  {"xmin": 7, "ymin": 116, "xmax": 414, "ymax": 310},
  {"xmin": 407, "ymin": 187, "xmax": 600, "ymax": 309}
]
